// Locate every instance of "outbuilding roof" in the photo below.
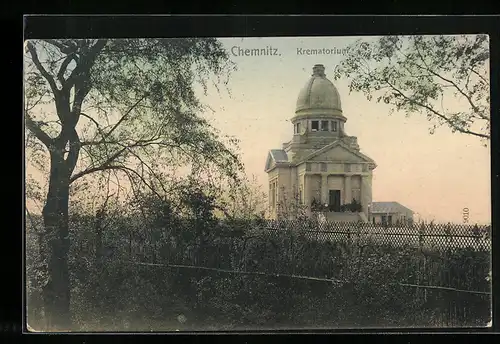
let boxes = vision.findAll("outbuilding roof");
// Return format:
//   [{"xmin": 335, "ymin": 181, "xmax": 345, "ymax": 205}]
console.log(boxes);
[{"xmin": 370, "ymin": 201, "xmax": 413, "ymax": 214}]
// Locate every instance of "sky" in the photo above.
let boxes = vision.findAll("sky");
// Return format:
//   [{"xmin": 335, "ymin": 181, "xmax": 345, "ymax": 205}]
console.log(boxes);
[
  {"xmin": 194, "ymin": 36, "xmax": 491, "ymax": 224},
  {"xmin": 24, "ymin": 36, "xmax": 491, "ymax": 225}
]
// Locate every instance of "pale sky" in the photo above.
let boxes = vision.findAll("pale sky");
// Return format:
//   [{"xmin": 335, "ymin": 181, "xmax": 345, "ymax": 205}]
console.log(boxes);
[
  {"xmin": 25, "ymin": 36, "xmax": 491, "ymax": 225},
  {"xmin": 196, "ymin": 36, "xmax": 491, "ymax": 224}
]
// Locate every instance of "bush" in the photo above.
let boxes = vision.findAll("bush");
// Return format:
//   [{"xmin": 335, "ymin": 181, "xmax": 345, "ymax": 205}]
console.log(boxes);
[{"xmin": 26, "ymin": 210, "xmax": 491, "ymax": 331}]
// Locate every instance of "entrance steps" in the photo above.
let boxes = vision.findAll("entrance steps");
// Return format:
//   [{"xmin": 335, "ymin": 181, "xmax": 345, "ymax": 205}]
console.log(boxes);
[{"xmin": 324, "ymin": 212, "xmax": 363, "ymax": 223}]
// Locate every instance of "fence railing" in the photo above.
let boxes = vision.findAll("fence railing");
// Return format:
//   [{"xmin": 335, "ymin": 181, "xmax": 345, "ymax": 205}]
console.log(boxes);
[
  {"xmin": 256, "ymin": 219, "xmax": 492, "ymax": 251},
  {"xmin": 25, "ymin": 215, "xmax": 493, "ymax": 328},
  {"xmin": 121, "ymin": 219, "xmax": 492, "ymax": 284},
  {"xmin": 119, "ymin": 218, "xmax": 491, "ymax": 327}
]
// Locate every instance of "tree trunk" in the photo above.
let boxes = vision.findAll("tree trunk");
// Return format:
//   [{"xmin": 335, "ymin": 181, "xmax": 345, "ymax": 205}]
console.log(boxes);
[{"xmin": 41, "ymin": 151, "xmax": 72, "ymax": 331}]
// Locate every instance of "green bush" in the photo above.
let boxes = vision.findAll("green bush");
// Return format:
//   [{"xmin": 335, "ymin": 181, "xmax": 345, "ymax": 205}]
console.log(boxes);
[{"xmin": 26, "ymin": 210, "xmax": 491, "ymax": 331}]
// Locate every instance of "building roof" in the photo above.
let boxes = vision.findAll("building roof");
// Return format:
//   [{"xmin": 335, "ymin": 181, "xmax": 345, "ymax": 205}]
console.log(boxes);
[
  {"xmin": 370, "ymin": 202, "xmax": 414, "ymax": 214},
  {"xmin": 293, "ymin": 139, "xmax": 377, "ymax": 168},
  {"xmin": 295, "ymin": 64, "xmax": 342, "ymax": 116},
  {"xmin": 270, "ymin": 149, "xmax": 289, "ymax": 163},
  {"xmin": 265, "ymin": 149, "xmax": 289, "ymax": 171}
]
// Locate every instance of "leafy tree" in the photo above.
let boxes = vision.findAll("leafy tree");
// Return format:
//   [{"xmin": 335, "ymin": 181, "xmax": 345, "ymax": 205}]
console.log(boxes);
[
  {"xmin": 333, "ymin": 35, "xmax": 490, "ymax": 142},
  {"xmin": 24, "ymin": 38, "xmax": 243, "ymax": 330}
]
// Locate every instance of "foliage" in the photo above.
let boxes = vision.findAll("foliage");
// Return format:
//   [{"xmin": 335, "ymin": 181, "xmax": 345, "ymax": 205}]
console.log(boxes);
[
  {"xmin": 277, "ymin": 187, "xmax": 308, "ymax": 220},
  {"xmin": 24, "ymin": 38, "xmax": 244, "ymax": 328},
  {"xmin": 340, "ymin": 199, "xmax": 362, "ymax": 212},
  {"xmin": 333, "ymin": 35, "xmax": 490, "ymax": 142},
  {"xmin": 25, "ymin": 38, "xmax": 243, "ymax": 205},
  {"xmin": 310, "ymin": 198, "xmax": 324, "ymax": 212},
  {"xmin": 26, "ymin": 201, "xmax": 492, "ymax": 330},
  {"xmin": 310, "ymin": 198, "xmax": 362, "ymax": 213},
  {"xmin": 222, "ymin": 174, "xmax": 268, "ymax": 220}
]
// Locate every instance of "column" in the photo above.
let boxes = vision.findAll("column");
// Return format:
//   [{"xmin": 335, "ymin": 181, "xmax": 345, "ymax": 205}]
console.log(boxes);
[
  {"xmin": 321, "ymin": 174, "xmax": 328, "ymax": 206},
  {"xmin": 272, "ymin": 182, "xmax": 276, "ymax": 218},
  {"xmin": 275, "ymin": 181, "xmax": 280, "ymax": 216},
  {"xmin": 344, "ymin": 175, "xmax": 352, "ymax": 204},
  {"xmin": 303, "ymin": 174, "xmax": 311, "ymax": 216},
  {"xmin": 360, "ymin": 176, "xmax": 371, "ymax": 217}
]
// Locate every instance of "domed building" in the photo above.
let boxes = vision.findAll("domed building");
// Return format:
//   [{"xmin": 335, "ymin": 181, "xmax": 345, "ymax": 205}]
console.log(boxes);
[{"xmin": 265, "ymin": 64, "xmax": 377, "ymax": 222}]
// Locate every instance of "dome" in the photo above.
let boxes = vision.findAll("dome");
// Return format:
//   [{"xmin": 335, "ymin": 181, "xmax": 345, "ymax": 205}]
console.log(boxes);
[{"xmin": 295, "ymin": 64, "xmax": 342, "ymax": 116}]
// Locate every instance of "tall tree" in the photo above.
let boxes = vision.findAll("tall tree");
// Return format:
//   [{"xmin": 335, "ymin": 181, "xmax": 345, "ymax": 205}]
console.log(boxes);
[
  {"xmin": 333, "ymin": 35, "xmax": 490, "ymax": 142},
  {"xmin": 24, "ymin": 38, "xmax": 243, "ymax": 330}
]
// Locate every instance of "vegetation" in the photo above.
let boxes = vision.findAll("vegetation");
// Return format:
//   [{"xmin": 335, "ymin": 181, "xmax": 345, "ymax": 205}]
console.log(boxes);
[
  {"xmin": 24, "ymin": 38, "xmax": 244, "ymax": 329},
  {"xmin": 333, "ymin": 35, "xmax": 490, "ymax": 143},
  {"xmin": 24, "ymin": 36, "xmax": 491, "ymax": 332},
  {"xmin": 276, "ymin": 187, "xmax": 309, "ymax": 220},
  {"xmin": 340, "ymin": 199, "xmax": 362, "ymax": 212},
  {"xmin": 26, "ymin": 200, "xmax": 492, "ymax": 331},
  {"xmin": 310, "ymin": 198, "xmax": 362, "ymax": 213}
]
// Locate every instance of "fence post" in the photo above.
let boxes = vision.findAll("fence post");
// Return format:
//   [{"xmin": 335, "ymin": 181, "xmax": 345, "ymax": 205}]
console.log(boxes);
[
  {"xmin": 423, "ymin": 257, "xmax": 427, "ymax": 302},
  {"xmin": 472, "ymin": 224, "xmax": 481, "ymax": 248},
  {"xmin": 445, "ymin": 223, "xmax": 452, "ymax": 248},
  {"xmin": 418, "ymin": 223, "xmax": 425, "ymax": 251},
  {"xmin": 128, "ymin": 229, "xmax": 132, "ymax": 259},
  {"xmin": 290, "ymin": 226, "xmax": 294, "ymax": 275}
]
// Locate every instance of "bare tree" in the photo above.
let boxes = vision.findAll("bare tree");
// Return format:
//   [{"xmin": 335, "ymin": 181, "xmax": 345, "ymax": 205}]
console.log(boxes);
[
  {"xmin": 277, "ymin": 185, "xmax": 308, "ymax": 221},
  {"xmin": 223, "ymin": 174, "xmax": 268, "ymax": 220}
]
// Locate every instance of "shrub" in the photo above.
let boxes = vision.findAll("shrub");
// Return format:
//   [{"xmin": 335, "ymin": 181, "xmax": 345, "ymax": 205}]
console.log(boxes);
[{"xmin": 26, "ymin": 212, "xmax": 491, "ymax": 331}]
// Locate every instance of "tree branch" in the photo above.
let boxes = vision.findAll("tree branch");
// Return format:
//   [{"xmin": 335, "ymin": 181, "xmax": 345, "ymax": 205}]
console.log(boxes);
[
  {"xmin": 388, "ymin": 38, "xmax": 484, "ymax": 118},
  {"xmin": 58, "ymin": 40, "xmax": 107, "ymax": 133},
  {"xmin": 28, "ymin": 41, "xmax": 76, "ymax": 129},
  {"xmin": 469, "ymin": 66, "xmax": 489, "ymax": 85},
  {"xmin": 70, "ymin": 146, "xmax": 129, "ymax": 183},
  {"xmin": 25, "ymin": 90, "xmax": 49, "ymax": 113},
  {"xmin": 57, "ymin": 54, "xmax": 78, "ymax": 86},
  {"xmin": 26, "ymin": 42, "xmax": 59, "ymax": 95},
  {"xmin": 80, "ymin": 140, "xmax": 121, "ymax": 147},
  {"xmin": 25, "ymin": 115, "xmax": 54, "ymax": 148},
  {"xmin": 79, "ymin": 112, "xmax": 108, "ymax": 139},
  {"xmin": 70, "ymin": 164, "xmax": 162, "ymax": 200},
  {"xmin": 70, "ymin": 77, "xmax": 91, "ymax": 120},
  {"xmin": 68, "ymin": 164, "xmax": 121, "ymax": 183},
  {"xmin": 385, "ymin": 79, "xmax": 489, "ymax": 139},
  {"xmin": 78, "ymin": 111, "xmax": 116, "ymax": 168},
  {"xmin": 413, "ymin": 43, "xmax": 483, "ymax": 118},
  {"xmin": 69, "ymin": 134, "xmax": 162, "ymax": 184},
  {"xmin": 121, "ymin": 147, "xmax": 169, "ymax": 194},
  {"xmin": 41, "ymin": 39, "xmax": 77, "ymax": 54},
  {"xmin": 53, "ymin": 43, "xmax": 107, "ymax": 149},
  {"xmin": 65, "ymin": 127, "xmax": 81, "ymax": 176},
  {"xmin": 101, "ymin": 95, "xmax": 148, "ymax": 142},
  {"xmin": 64, "ymin": 40, "xmax": 107, "ymax": 91}
]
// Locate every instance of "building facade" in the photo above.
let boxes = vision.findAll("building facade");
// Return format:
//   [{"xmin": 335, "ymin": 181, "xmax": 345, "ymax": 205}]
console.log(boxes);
[{"xmin": 265, "ymin": 64, "xmax": 377, "ymax": 221}]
